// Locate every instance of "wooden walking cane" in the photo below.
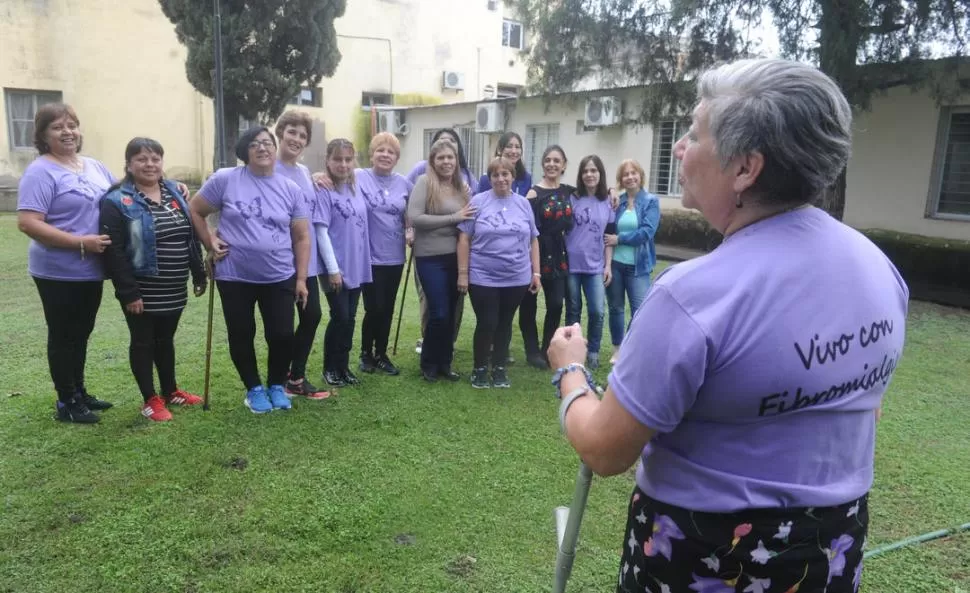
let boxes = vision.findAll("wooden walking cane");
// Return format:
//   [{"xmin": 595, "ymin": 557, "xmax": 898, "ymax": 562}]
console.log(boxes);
[
  {"xmin": 202, "ymin": 257, "xmax": 216, "ymax": 411},
  {"xmin": 391, "ymin": 249, "xmax": 414, "ymax": 356}
]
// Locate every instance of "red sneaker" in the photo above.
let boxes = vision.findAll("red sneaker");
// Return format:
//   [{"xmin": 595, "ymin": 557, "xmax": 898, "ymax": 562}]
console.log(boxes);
[
  {"xmin": 165, "ymin": 389, "xmax": 203, "ymax": 406},
  {"xmin": 141, "ymin": 395, "xmax": 173, "ymax": 422}
]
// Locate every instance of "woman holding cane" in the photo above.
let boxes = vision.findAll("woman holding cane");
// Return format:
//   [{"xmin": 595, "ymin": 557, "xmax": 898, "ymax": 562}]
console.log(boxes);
[{"xmin": 548, "ymin": 59, "xmax": 907, "ymax": 593}]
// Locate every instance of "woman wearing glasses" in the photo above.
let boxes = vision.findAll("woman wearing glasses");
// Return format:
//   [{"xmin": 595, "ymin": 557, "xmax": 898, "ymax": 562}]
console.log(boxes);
[{"xmin": 188, "ymin": 127, "xmax": 311, "ymax": 414}]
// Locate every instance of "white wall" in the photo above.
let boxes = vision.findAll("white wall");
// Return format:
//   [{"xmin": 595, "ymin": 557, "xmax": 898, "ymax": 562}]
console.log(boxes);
[{"xmin": 844, "ymin": 86, "xmax": 970, "ymax": 240}]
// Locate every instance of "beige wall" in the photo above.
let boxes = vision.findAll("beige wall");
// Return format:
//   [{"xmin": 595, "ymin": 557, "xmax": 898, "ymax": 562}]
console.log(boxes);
[
  {"xmin": 1, "ymin": 0, "xmax": 214, "ymax": 182},
  {"xmin": 843, "ymin": 86, "xmax": 970, "ymax": 240}
]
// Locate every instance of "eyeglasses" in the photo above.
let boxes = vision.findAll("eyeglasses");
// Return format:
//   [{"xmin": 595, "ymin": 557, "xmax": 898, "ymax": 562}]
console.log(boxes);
[{"xmin": 248, "ymin": 140, "xmax": 275, "ymax": 150}]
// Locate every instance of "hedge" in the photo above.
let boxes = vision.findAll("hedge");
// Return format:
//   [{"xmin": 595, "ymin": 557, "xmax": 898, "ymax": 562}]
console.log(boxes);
[{"xmin": 656, "ymin": 208, "xmax": 970, "ymax": 309}]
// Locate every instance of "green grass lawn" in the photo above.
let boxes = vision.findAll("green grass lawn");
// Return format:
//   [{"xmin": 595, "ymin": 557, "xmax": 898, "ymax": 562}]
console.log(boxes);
[{"xmin": 0, "ymin": 213, "xmax": 967, "ymax": 593}]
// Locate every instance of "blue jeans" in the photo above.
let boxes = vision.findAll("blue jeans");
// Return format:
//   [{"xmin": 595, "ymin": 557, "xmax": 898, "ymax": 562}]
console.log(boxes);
[
  {"xmin": 566, "ymin": 273, "xmax": 606, "ymax": 354},
  {"xmin": 415, "ymin": 253, "xmax": 459, "ymax": 373},
  {"xmin": 607, "ymin": 261, "xmax": 649, "ymax": 347}
]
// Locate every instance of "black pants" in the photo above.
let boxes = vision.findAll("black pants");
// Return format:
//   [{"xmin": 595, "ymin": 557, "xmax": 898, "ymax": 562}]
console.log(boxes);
[
  {"xmin": 216, "ymin": 278, "xmax": 295, "ymax": 389},
  {"xmin": 289, "ymin": 275, "xmax": 322, "ymax": 380},
  {"xmin": 518, "ymin": 275, "xmax": 566, "ymax": 357},
  {"xmin": 324, "ymin": 287, "xmax": 362, "ymax": 373},
  {"xmin": 33, "ymin": 278, "xmax": 103, "ymax": 402},
  {"xmin": 361, "ymin": 264, "xmax": 404, "ymax": 357},
  {"xmin": 415, "ymin": 253, "xmax": 459, "ymax": 373},
  {"xmin": 469, "ymin": 284, "xmax": 528, "ymax": 369},
  {"xmin": 124, "ymin": 310, "xmax": 183, "ymax": 401}
]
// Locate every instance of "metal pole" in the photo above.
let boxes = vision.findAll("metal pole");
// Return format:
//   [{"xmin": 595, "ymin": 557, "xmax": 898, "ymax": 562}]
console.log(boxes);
[
  {"xmin": 391, "ymin": 249, "xmax": 414, "ymax": 356},
  {"xmin": 553, "ymin": 462, "xmax": 594, "ymax": 593},
  {"xmin": 203, "ymin": 259, "xmax": 216, "ymax": 411},
  {"xmin": 212, "ymin": 0, "xmax": 228, "ymax": 168}
]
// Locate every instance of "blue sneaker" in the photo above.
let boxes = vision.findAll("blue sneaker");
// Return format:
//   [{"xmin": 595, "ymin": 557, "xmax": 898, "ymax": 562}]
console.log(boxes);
[
  {"xmin": 244, "ymin": 386, "xmax": 272, "ymax": 414},
  {"xmin": 268, "ymin": 384, "xmax": 291, "ymax": 410}
]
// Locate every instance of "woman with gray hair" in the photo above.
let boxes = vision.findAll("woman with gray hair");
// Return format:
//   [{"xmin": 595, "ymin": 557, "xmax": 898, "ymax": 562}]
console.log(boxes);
[{"xmin": 547, "ymin": 59, "xmax": 908, "ymax": 592}]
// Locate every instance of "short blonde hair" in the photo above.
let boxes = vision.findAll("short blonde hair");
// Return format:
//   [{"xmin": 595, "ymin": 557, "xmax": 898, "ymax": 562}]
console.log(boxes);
[
  {"xmin": 616, "ymin": 159, "xmax": 646, "ymax": 191},
  {"xmin": 369, "ymin": 132, "xmax": 400, "ymax": 157}
]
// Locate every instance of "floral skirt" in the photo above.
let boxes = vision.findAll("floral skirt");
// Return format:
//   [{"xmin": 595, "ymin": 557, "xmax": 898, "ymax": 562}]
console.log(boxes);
[{"xmin": 617, "ymin": 486, "xmax": 868, "ymax": 593}]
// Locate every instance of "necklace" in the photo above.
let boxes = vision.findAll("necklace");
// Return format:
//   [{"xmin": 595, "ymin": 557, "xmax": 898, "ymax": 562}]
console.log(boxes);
[
  {"xmin": 49, "ymin": 154, "xmax": 83, "ymax": 174},
  {"xmin": 374, "ymin": 170, "xmax": 394, "ymax": 196}
]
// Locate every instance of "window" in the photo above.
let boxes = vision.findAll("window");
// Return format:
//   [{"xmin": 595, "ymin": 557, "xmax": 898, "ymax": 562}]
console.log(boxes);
[
  {"xmin": 524, "ymin": 123, "xmax": 559, "ymax": 177},
  {"xmin": 502, "ymin": 19, "xmax": 524, "ymax": 50},
  {"xmin": 496, "ymin": 84, "xmax": 521, "ymax": 99},
  {"xmin": 288, "ymin": 86, "xmax": 322, "ymax": 108},
  {"xmin": 929, "ymin": 108, "xmax": 970, "ymax": 218},
  {"xmin": 649, "ymin": 119, "xmax": 688, "ymax": 196},
  {"xmin": 4, "ymin": 89, "xmax": 62, "ymax": 149},
  {"xmin": 361, "ymin": 92, "xmax": 393, "ymax": 111}
]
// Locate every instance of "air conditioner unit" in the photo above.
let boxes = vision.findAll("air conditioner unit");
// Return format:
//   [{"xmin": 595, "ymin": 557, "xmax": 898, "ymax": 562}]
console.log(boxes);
[
  {"xmin": 475, "ymin": 102, "xmax": 504, "ymax": 133},
  {"xmin": 377, "ymin": 110, "xmax": 407, "ymax": 136},
  {"xmin": 584, "ymin": 96, "xmax": 622, "ymax": 127},
  {"xmin": 442, "ymin": 70, "xmax": 465, "ymax": 91}
]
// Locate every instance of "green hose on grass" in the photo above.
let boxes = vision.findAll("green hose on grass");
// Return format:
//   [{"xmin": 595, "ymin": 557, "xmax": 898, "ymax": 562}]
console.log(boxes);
[{"xmin": 863, "ymin": 521, "xmax": 970, "ymax": 559}]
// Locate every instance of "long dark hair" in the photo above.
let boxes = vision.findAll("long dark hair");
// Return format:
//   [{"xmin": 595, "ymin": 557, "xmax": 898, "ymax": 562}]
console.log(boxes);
[
  {"xmin": 107, "ymin": 137, "xmax": 165, "ymax": 193},
  {"xmin": 575, "ymin": 154, "xmax": 609, "ymax": 200},
  {"xmin": 432, "ymin": 128, "xmax": 468, "ymax": 173},
  {"xmin": 495, "ymin": 131, "xmax": 526, "ymax": 180}
]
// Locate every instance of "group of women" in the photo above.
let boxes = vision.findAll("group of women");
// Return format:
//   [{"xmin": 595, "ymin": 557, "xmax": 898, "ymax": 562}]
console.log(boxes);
[
  {"xmin": 16, "ymin": 58, "xmax": 907, "ymax": 593},
  {"xmin": 16, "ymin": 103, "xmax": 660, "ymax": 421}
]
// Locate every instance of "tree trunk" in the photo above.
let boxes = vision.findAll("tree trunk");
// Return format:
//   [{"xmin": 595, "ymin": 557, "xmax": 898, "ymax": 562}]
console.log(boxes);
[{"xmin": 818, "ymin": 169, "xmax": 847, "ymax": 221}]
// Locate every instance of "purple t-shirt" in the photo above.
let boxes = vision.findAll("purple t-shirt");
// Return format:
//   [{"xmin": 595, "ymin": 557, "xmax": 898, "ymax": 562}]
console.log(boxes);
[
  {"xmin": 314, "ymin": 184, "xmax": 372, "ymax": 289},
  {"xmin": 17, "ymin": 156, "xmax": 116, "ymax": 281},
  {"xmin": 566, "ymin": 195, "xmax": 615, "ymax": 274},
  {"xmin": 458, "ymin": 190, "xmax": 538, "ymax": 287},
  {"xmin": 357, "ymin": 168, "xmax": 412, "ymax": 266},
  {"xmin": 609, "ymin": 207, "xmax": 909, "ymax": 512},
  {"xmin": 199, "ymin": 167, "xmax": 307, "ymax": 284},
  {"xmin": 275, "ymin": 161, "xmax": 319, "ymax": 277}
]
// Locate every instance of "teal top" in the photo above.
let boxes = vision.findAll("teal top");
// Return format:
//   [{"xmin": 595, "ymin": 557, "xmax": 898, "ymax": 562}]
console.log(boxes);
[{"xmin": 613, "ymin": 208, "xmax": 638, "ymax": 265}]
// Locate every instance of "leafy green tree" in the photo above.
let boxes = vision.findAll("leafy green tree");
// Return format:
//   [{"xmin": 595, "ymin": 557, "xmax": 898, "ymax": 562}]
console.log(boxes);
[
  {"xmin": 511, "ymin": 0, "xmax": 968, "ymax": 218},
  {"xmin": 159, "ymin": 0, "xmax": 346, "ymax": 166}
]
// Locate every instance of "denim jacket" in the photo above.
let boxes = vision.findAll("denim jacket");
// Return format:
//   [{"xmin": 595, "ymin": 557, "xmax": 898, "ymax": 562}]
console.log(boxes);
[
  {"xmin": 614, "ymin": 189, "xmax": 661, "ymax": 277},
  {"xmin": 99, "ymin": 179, "xmax": 205, "ymax": 304}
]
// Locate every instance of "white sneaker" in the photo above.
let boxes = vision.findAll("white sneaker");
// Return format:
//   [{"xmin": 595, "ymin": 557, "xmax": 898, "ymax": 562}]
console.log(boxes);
[{"xmin": 415, "ymin": 339, "xmax": 423, "ymax": 354}]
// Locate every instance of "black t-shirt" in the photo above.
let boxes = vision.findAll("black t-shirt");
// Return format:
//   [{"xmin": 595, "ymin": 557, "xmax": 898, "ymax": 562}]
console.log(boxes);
[{"xmin": 528, "ymin": 184, "xmax": 575, "ymax": 280}]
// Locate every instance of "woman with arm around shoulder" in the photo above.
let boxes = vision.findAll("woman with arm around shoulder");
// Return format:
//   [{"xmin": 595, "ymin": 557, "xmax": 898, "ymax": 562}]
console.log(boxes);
[
  {"xmin": 603, "ymin": 158, "xmax": 660, "ymax": 364},
  {"xmin": 457, "ymin": 157, "xmax": 540, "ymax": 389},
  {"xmin": 564, "ymin": 155, "xmax": 615, "ymax": 370},
  {"xmin": 548, "ymin": 58, "xmax": 908, "ymax": 593},
  {"xmin": 188, "ymin": 126, "xmax": 311, "ymax": 414},
  {"xmin": 406, "ymin": 138, "xmax": 476, "ymax": 383},
  {"xmin": 314, "ymin": 139, "xmax": 372, "ymax": 388},
  {"xmin": 519, "ymin": 145, "xmax": 574, "ymax": 369},
  {"xmin": 16, "ymin": 103, "xmax": 116, "ymax": 423},
  {"xmin": 356, "ymin": 132, "xmax": 413, "ymax": 376},
  {"xmin": 100, "ymin": 138, "xmax": 207, "ymax": 422},
  {"xmin": 476, "ymin": 131, "xmax": 532, "ymax": 196}
]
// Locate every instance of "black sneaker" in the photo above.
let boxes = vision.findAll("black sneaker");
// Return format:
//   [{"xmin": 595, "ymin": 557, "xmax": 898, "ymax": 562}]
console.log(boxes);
[
  {"xmin": 341, "ymin": 369, "xmax": 360, "ymax": 385},
  {"xmin": 438, "ymin": 368, "xmax": 461, "ymax": 382},
  {"xmin": 470, "ymin": 367, "xmax": 490, "ymax": 389},
  {"xmin": 491, "ymin": 366, "xmax": 511, "ymax": 388},
  {"xmin": 77, "ymin": 389, "xmax": 113, "ymax": 410},
  {"xmin": 324, "ymin": 370, "xmax": 347, "ymax": 387},
  {"xmin": 358, "ymin": 353, "xmax": 377, "ymax": 373},
  {"xmin": 421, "ymin": 368, "xmax": 438, "ymax": 383},
  {"xmin": 375, "ymin": 354, "xmax": 400, "ymax": 376},
  {"xmin": 526, "ymin": 353, "xmax": 548, "ymax": 369},
  {"xmin": 285, "ymin": 377, "xmax": 330, "ymax": 399},
  {"xmin": 55, "ymin": 398, "xmax": 100, "ymax": 424}
]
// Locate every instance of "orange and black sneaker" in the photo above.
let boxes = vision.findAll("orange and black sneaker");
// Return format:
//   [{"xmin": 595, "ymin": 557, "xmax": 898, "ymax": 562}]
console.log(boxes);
[
  {"xmin": 285, "ymin": 377, "xmax": 331, "ymax": 400},
  {"xmin": 141, "ymin": 395, "xmax": 173, "ymax": 422},
  {"xmin": 165, "ymin": 389, "xmax": 203, "ymax": 406}
]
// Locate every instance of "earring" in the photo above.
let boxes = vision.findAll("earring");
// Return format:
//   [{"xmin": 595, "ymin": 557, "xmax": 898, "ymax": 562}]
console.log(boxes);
[{"xmin": 735, "ymin": 193, "xmax": 744, "ymax": 209}]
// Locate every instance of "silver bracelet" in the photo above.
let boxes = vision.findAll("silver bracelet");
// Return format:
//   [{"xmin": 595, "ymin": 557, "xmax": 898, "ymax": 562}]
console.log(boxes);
[{"xmin": 559, "ymin": 386, "xmax": 592, "ymax": 435}]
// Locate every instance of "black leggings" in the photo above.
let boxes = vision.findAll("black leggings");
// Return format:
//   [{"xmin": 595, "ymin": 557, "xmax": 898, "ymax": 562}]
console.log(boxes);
[
  {"xmin": 124, "ymin": 310, "xmax": 183, "ymax": 401},
  {"xmin": 216, "ymin": 278, "xmax": 295, "ymax": 389},
  {"xmin": 324, "ymin": 286, "xmax": 362, "ymax": 373},
  {"xmin": 518, "ymin": 275, "xmax": 566, "ymax": 357},
  {"xmin": 289, "ymin": 275, "xmax": 322, "ymax": 380},
  {"xmin": 469, "ymin": 284, "xmax": 528, "ymax": 369},
  {"xmin": 33, "ymin": 278, "xmax": 103, "ymax": 402},
  {"xmin": 361, "ymin": 264, "xmax": 404, "ymax": 357}
]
